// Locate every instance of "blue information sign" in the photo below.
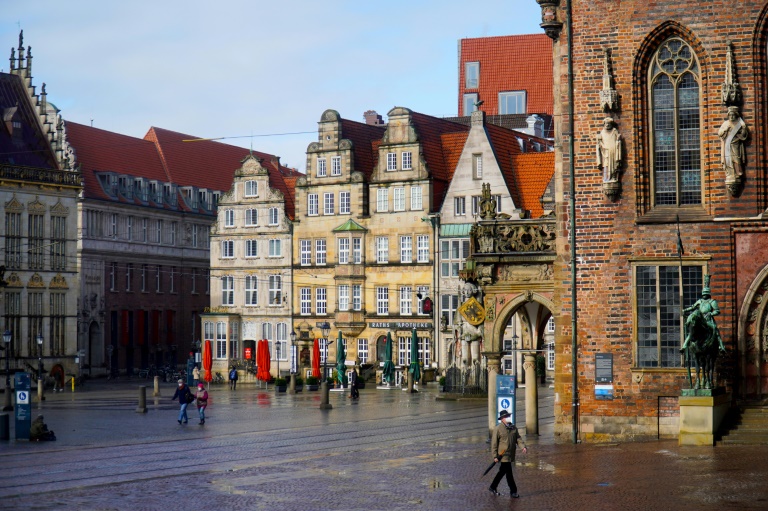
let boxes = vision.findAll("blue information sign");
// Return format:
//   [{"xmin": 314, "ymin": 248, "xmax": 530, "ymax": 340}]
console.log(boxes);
[
  {"xmin": 14, "ymin": 372, "xmax": 31, "ymax": 440},
  {"xmin": 496, "ymin": 375, "xmax": 516, "ymax": 424}
]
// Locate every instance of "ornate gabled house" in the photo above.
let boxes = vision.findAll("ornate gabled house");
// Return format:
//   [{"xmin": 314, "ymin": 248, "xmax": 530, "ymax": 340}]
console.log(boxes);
[
  {"xmin": 1, "ymin": 32, "xmax": 81, "ymax": 384},
  {"xmin": 204, "ymin": 152, "xmax": 301, "ymax": 380}
]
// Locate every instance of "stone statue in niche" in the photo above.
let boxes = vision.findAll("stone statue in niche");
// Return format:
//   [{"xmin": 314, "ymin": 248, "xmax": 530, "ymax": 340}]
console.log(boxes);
[
  {"xmin": 718, "ymin": 106, "xmax": 749, "ymax": 190},
  {"xmin": 596, "ymin": 117, "xmax": 622, "ymax": 183}
]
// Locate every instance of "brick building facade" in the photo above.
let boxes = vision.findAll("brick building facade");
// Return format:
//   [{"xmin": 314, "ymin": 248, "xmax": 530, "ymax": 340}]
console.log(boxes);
[{"xmin": 537, "ymin": 1, "xmax": 768, "ymax": 442}]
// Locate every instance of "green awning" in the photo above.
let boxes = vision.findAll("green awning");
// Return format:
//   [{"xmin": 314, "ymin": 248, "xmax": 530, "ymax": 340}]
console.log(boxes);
[
  {"xmin": 333, "ymin": 219, "xmax": 367, "ymax": 232},
  {"xmin": 439, "ymin": 223, "xmax": 473, "ymax": 237}
]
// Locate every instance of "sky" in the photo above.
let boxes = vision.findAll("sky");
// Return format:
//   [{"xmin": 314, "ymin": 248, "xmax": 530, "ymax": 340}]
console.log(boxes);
[{"xmin": 3, "ymin": 0, "xmax": 542, "ymax": 173}]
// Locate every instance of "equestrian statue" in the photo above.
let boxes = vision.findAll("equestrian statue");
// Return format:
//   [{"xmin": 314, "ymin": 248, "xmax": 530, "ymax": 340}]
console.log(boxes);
[{"xmin": 680, "ymin": 274, "xmax": 726, "ymax": 390}]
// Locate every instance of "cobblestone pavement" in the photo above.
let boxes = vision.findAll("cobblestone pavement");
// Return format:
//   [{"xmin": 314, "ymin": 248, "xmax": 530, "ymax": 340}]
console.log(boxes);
[{"xmin": 1, "ymin": 380, "xmax": 767, "ymax": 510}]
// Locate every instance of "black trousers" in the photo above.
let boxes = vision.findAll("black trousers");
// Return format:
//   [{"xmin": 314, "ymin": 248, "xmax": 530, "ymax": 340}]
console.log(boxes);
[
  {"xmin": 351, "ymin": 384, "xmax": 359, "ymax": 398},
  {"xmin": 490, "ymin": 461, "xmax": 517, "ymax": 493}
]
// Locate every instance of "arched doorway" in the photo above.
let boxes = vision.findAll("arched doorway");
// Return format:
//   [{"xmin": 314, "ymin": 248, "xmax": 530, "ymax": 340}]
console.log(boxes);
[{"xmin": 738, "ymin": 264, "xmax": 768, "ymax": 399}]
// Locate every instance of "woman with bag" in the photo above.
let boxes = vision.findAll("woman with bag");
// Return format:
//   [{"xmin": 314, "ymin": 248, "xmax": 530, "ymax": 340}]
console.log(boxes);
[
  {"xmin": 196, "ymin": 383, "xmax": 209, "ymax": 425},
  {"xmin": 171, "ymin": 379, "xmax": 194, "ymax": 424}
]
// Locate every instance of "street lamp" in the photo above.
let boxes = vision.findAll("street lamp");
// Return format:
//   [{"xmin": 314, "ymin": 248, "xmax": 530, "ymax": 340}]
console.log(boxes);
[
  {"xmin": 288, "ymin": 330, "xmax": 297, "ymax": 394},
  {"xmin": 318, "ymin": 322, "xmax": 333, "ymax": 410},
  {"xmin": 2, "ymin": 330, "xmax": 11, "ymax": 411},
  {"xmin": 36, "ymin": 333, "xmax": 43, "ymax": 382},
  {"xmin": 511, "ymin": 333, "xmax": 520, "ymax": 387},
  {"xmin": 107, "ymin": 345, "xmax": 114, "ymax": 378},
  {"xmin": 275, "ymin": 341, "xmax": 281, "ymax": 380}
]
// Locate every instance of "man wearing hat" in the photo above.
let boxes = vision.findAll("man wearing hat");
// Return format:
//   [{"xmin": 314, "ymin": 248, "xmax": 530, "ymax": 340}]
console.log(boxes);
[
  {"xmin": 489, "ymin": 409, "xmax": 527, "ymax": 498},
  {"xmin": 171, "ymin": 379, "xmax": 194, "ymax": 424}
]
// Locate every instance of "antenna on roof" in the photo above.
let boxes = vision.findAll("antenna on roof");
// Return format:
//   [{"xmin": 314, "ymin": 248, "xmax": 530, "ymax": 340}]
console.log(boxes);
[
  {"xmin": 90, "ymin": 119, "xmax": 93, "ymax": 127},
  {"xmin": 249, "ymin": 131, "xmax": 253, "ymax": 156}
]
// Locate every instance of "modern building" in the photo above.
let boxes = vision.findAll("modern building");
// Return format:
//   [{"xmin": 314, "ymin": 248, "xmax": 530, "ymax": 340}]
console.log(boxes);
[
  {"xmin": 1, "ymin": 33, "xmax": 81, "ymax": 386},
  {"xmin": 534, "ymin": 0, "xmax": 768, "ymax": 442},
  {"xmin": 203, "ymin": 152, "xmax": 301, "ymax": 380}
]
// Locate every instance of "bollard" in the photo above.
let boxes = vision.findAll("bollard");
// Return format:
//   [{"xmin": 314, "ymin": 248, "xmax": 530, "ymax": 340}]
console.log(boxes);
[
  {"xmin": 71, "ymin": 376, "xmax": 75, "ymax": 392},
  {"xmin": 136, "ymin": 386, "xmax": 147, "ymax": 413},
  {"xmin": 153, "ymin": 376, "xmax": 160, "ymax": 397},
  {"xmin": 37, "ymin": 379, "xmax": 45, "ymax": 402},
  {"xmin": 319, "ymin": 380, "xmax": 333, "ymax": 410},
  {"xmin": 0, "ymin": 413, "xmax": 8, "ymax": 440}
]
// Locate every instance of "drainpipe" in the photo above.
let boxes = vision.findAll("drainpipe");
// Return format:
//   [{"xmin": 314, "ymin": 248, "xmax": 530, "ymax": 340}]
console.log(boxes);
[{"xmin": 566, "ymin": 0, "xmax": 579, "ymax": 445}]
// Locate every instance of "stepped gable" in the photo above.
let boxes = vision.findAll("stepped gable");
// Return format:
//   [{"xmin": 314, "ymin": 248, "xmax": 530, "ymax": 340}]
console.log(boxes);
[
  {"xmin": 65, "ymin": 121, "xmax": 167, "ymax": 202},
  {"xmin": 509, "ymin": 151, "xmax": 554, "ymax": 219},
  {"xmin": 340, "ymin": 118, "xmax": 385, "ymax": 179},
  {"xmin": 458, "ymin": 33, "xmax": 553, "ymax": 116},
  {"xmin": 409, "ymin": 112, "xmax": 469, "ymax": 213},
  {"xmin": 0, "ymin": 72, "xmax": 58, "ymax": 169}
]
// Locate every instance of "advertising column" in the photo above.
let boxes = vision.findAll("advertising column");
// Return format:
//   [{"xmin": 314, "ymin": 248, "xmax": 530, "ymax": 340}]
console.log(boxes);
[{"xmin": 14, "ymin": 372, "xmax": 31, "ymax": 440}]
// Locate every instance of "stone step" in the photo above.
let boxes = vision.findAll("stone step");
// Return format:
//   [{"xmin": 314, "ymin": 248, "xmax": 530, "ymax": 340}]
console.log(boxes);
[
  {"xmin": 719, "ymin": 433, "xmax": 768, "ymax": 445},
  {"xmin": 729, "ymin": 423, "xmax": 768, "ymax": 431}
]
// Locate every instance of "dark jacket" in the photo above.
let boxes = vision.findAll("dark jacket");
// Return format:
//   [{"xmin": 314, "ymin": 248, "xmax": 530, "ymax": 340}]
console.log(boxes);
[
  {"xmin": 172, "ymin": 384, "xmax": 193, "ymax": 405},
  {"xmin": 491, "ymin": 422, "xmax": 526, "ymax": 463},
  {"xmin": 229, "ymin": 369, "xmax": 238, "ymax": 381}
]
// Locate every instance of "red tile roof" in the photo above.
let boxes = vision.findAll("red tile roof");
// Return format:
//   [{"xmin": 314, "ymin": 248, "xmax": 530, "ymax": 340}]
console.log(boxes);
[
  {"xmin": 508, "ymin": 151, "xmax": 555, "ymax": 219},
  {"xmin": 458, "ymin": 34, "xmax": 553, "ymax": 116},
  {"xmin": 340, "ymin": 119, "xmax": 386, "ymax": 180},
  {"xmin": 66, "ymin": 121, "xmax": 168, "ymax": 202},
  {"xmin": 485, "ymin": 123, "xmax": 525, "ymax": 209}
]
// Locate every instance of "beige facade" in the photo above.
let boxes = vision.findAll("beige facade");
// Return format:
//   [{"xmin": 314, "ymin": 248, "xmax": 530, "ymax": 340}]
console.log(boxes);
[{"xmin": 204, "ymin": 155, "xmax": 294, "ymax": 380}]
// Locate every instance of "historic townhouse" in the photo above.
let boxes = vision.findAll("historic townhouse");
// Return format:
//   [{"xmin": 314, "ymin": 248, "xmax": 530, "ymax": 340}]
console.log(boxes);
[
  {"xmin": 534, "ymin": 0, "xmax": 768, "ymax": 442},
  {"xmin": 439, "ymin": 110, "xmax": 554, "ymax": 383},
  {"xmin": 69, "ymin": 124, "xmax": 227, "ymax": 376},
  {"xmin": 293, "ymin": 110, "xmax": 386, "ymax": 380},
  {"xmin": 204, "ymin": 153, "xmax": 300, "ymax": 380},
  {"xmin": 1, "ymin": 33, "xmax": 81, "ymax": 384}
]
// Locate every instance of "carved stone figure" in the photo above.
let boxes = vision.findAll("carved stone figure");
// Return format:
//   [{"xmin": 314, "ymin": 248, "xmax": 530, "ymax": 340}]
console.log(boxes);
[
  {"xmin": 718, "ymin": 106, "xmax": 749, "ymax": 186},
  {"xmin": 596, "ymin": 117, "xmax": 622, "ymax": 183},
  {"xmin": 680, "ymin": 275, "xmax": 726, "ymax": 390}
]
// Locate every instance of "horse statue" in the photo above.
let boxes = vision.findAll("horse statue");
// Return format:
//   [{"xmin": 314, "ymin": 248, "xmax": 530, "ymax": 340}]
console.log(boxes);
[{"xmin": 680, "ymin": 275, "xmax": 726, "ymax": 390}]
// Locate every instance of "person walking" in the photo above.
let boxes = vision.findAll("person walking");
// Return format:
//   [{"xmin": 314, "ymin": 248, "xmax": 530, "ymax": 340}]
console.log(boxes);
[
  {"xmin": 489, "ymin": 410, "xmax": 527, "ymax": 498},
  {"xmin": 349, "ymin": 368, "xmax": 360, "ymax": 399},
  {"xmin": 171, "ymin": 379, "xmax": 194, "ymax": 424},
  {"xmin": 195, "ymin": 383, "xmax": 208, "ymax": 425},
  {"xmin": 192, "ymin": 365, "xmax": 200, "ymax": 387},
  {"xmin": 229, "ymin": 367, "xmax": 238, "ymax": 390}
]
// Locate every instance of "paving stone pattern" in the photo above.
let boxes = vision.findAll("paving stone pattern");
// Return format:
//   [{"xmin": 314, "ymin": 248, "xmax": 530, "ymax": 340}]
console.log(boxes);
[{"xmin": 1, "ymin": 381, "xmax": 767, "ymax": 510}]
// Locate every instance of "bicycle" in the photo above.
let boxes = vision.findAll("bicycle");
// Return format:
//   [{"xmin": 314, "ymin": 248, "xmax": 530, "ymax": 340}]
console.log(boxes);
[{"xmin": 212, "ymin": 372, "xmax": 225, "ymax": 384}]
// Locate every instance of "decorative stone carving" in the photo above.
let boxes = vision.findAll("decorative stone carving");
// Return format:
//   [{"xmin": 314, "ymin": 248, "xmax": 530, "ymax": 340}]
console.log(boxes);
[
  {"xmin": 478, "ymin": 183, "xmax": 497, "ymax": 220},
  {"xmin": 5, "ymin": 273, "xmax": 22, "ymax": 287},
  {"xmin": 471, "ymin": 222, "xmax": 556, "ymax": 254},
  {"xmin": 27, "ymin": 273, "xmax": 45, "ymax": 288},
  {"xmin": 721, "ymin": 41, "xmax": 742, "ymax": 107},
  {"xmin": 599, "ymin": 49, "xmax": 618, "ymax": 111},
  {"xmin": 49, "ymin": 273, "xmax": 68, "ymax": 289},
  {"xmin": 597, "ymin": 117, "xmax": 622, "ymax": 201},
  {"xmin": 536, "ymin": 0, "xmax": 563, "ymax": 40},
  {"xmin": 718, "ymin": 106, "xmax": 749, "ymax": 196},
  {"xmin": 499, "ymin": 264, "xmax": 552, "ymax": 282}
]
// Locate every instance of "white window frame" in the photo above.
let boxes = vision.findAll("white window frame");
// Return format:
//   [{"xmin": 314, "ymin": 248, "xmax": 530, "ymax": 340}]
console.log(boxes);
[
  {"xmin": 353, "ymin": 238, "xmax": 362, "ymax": 264},
  {"xmin": 465, "ymin": 61, "xmax": 479, "ymax": 88},
  {"xmin": 387, "ymin": 152, "xmax": 397, "ymax": 171},
  {"xmin": 463, "ymin": 93, "xmax": 478, "ymax": 116},
  {"xmin": 222, "ymin": 240, "xmax": 234, "ymax": 259},
  {"xmin": 245, "ymin": 180, "xmax": 258, "ymax": 197},
  {"xmin": 245, "ymin": 209, "xmax": 258, "ymax": 226},
  {"xmin": 441, "ymin": 239, "xmax": 470, "ymax": 277},
  {"xmin": 268, "ymin": 239, "xmax": 282, "ymax": 258},
  {"xmin": 308, "ymin": 194, "xmax": 319, "ymax": 216},
  {"xmin": 222, "ymin": 276, "xmax": 234, "ymax": 306},
  {"xmin": 316, "ymin": 288, "xmax": 327, "ymax": 315},
  {"xmin": 376, "ymin": 237, "xmax": 389, "ymax": 264},
  {"xmin": 498, "ymin": 90, "xmax": 526, "ymax": 115},
  {"xmin": 300, "ymin": 288, "xmax": 311, "ymax": 315},
  {"xmin": 339, "ymin": 191, "xmax": 351, "ymax": 214},
  {"xmin": 417, "ymin": 235, "xmax": 429, "ymax": 263},
  {"xmin": 245, "ymin": 276, "xmax": 258, "ymax": 306},
  {"xmin": 269, "ymin": 275, "xmax": 282, "ymax": 305},
  {"xmin": 454, "ymin": 197, "xmax": 466, "ymax": 216},
  {"xmin": 224, "ymin": 209, "xmax": 235, "ymax": 227},
  {"xmin": 393, "ymin": 187, "xmax": 405, "ymax": 211},
  {"xmin": 245, "ymin": 239, "xmax": 258, "ymax": 258},
  {"xmin": 331, "ymin": 156, "xmax": 341, "ymax": 176},
  {"xmin": 216, "ymin": 322, "xmax": 227, "ymax": 359},
  {"xmin": 317, "ymin": 157, "xmax": 327, "ymax": 177},
  {"xmin": 473, "ymin": 154, "xmax": 483, "ymax": 179},
  {"xmin": 300, "ymin": 240, "xmax": 312, "ymax": 266},
  {"xmin": 417, "ymin": 286, "xmax": 429, "ymax": 315},
  {"xmin": 352, "ymin": 285, "xmax": 362, "ymax": 311},
  {"xmin": 400, "ymin": 236, "xmax": 412, "ymax": 263},
  {"xmin": 338, "ymin": 238, "xmax": 350, "ymax": 264},
  {"xmin": 400, "ymin": 286, "xmax": 412, "ymax": 315},
  {"xmin": 268, "ymin": 207, "xmax": 279, "ymax": 226},
  {"xmin": 338, "ymin": 285, "xmax": 350, "ymax": 311},
  {"xmin": 357, "ymin": 339, "xmax": 368, "ymax": 364},
  {"xmin": 316, "ymin": 239, "xmax": 327, "ymax": 265},
  {"xmin": 323, "ymin": 192, "xmax": 335, "ymax": 215},
  {"xmin": 402, "ymin": 151, "xmax": 412, "ymax": 170},
  {"xmin": 377, "ymin": 188, "xmax": 388, "ymax": 212},
  {"xmin": 376, "ymin": 287, "xmax": 389, "ymax": 315},
  {"xmin": 410, "ymin": 186, "xmax": 422, "ymax": 210}
]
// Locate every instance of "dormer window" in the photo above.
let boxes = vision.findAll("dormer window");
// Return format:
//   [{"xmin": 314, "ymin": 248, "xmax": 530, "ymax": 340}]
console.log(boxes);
[{"xmin": 244, "ymin": 180, "xmax": 258, "ymax": 197}]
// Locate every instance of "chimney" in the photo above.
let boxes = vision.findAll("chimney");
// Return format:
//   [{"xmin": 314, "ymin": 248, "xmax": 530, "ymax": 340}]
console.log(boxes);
[{"xmin": 363, "ymin": 110, "xmax": 384, "ymax": 126}]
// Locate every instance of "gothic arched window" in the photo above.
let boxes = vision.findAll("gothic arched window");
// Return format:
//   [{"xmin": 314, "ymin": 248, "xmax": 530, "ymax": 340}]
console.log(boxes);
[{"xmin": 649, "ymin": 38, "xmax": 702, "ymax": 206}]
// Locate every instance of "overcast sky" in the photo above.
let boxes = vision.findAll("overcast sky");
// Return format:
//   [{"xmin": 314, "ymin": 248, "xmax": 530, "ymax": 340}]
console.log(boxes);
[{"xmin": 3, "ymin": 1, "xmax": 541, "ymax": 172}]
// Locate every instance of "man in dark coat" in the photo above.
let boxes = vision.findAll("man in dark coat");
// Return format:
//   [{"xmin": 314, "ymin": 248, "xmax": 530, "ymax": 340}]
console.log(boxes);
[{"xmin": 489, "ymin": 409, "xmax": 527, "ymax": 498}]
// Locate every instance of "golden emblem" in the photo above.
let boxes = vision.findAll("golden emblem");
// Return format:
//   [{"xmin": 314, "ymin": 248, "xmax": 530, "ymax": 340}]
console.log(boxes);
[{"xmin": 458, "ymin": 297, "xmax": 485, "ymax": 326}]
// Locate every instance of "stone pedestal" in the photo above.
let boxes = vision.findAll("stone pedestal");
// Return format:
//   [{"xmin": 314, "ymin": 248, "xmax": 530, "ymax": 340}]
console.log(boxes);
[{"xmin": 678, "ymin": 389, "xmax": 731, "ymax": 446}]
